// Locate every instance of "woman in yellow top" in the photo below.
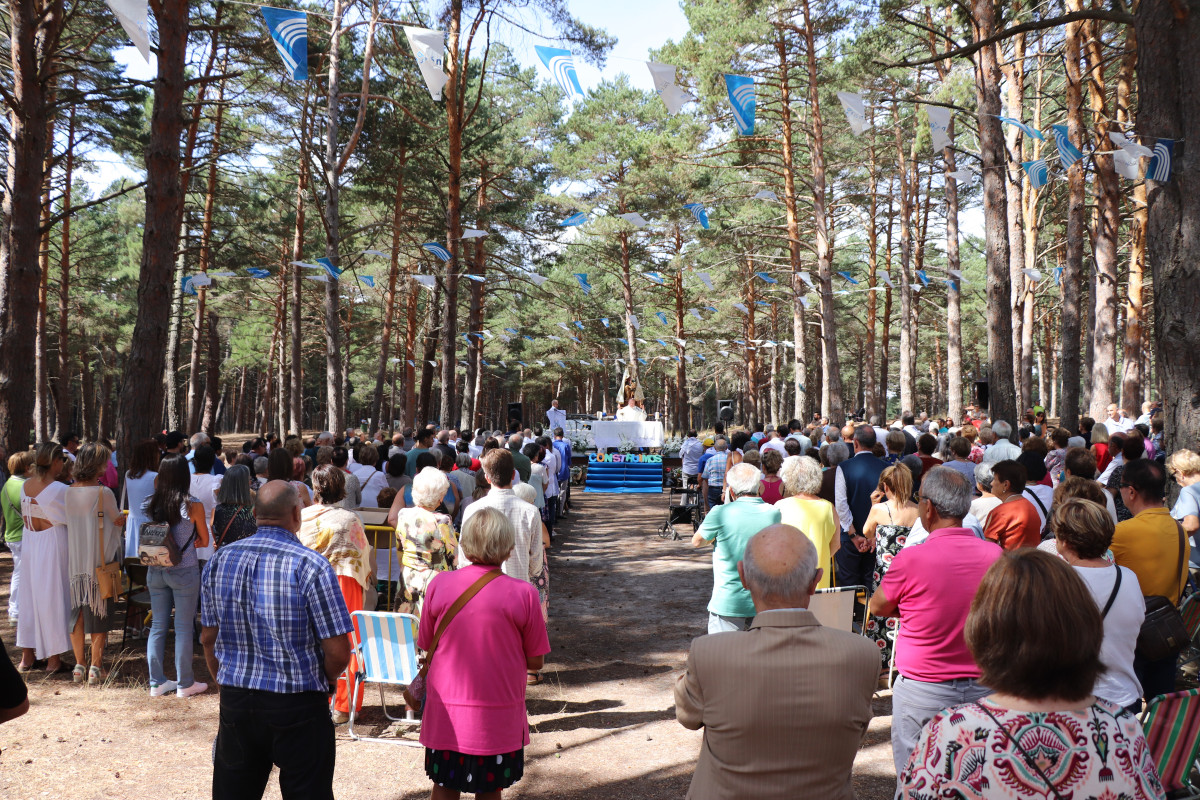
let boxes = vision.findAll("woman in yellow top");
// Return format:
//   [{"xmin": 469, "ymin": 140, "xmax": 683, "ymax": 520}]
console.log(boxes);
[
  {"xmin": 392, "ymin": 466, "xmax": 459, "ymax": 619},
  {"xmin": 776, "ymin": 456, "xmax": 838, "ymax": 589}
]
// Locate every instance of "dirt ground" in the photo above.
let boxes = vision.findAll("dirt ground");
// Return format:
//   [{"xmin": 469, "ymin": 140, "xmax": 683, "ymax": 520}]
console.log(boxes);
[{"xmin": 0, "ymin": 490, "xmax": 898, "ymax": 799}]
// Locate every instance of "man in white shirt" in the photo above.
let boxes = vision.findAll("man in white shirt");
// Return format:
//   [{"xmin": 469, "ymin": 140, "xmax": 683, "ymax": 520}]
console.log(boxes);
[
  {"xmin": 459, "ymin": 449, "xmax": 543, "ymax": 585},
  {"xmin": 902, "ymin": 412, "xmax": 923, "ymax": 442},
  {"xmin": 546, "ymin": 399, "xmax": 568, "ymax": 432},
  {"xmin": 1135, "ymin": 401, "xmax": 1157, "ymax": 427},
  {"xmin": 760, "ymin": 430, "xmax": 788, "ymax": 460},
  {"xmin": 982, "ymin": 420, "xmax": 1021, "ymax": 463},
  {"xmin": 1103, "ymin": 403, "xmax": 1135, "ymax": 434}
]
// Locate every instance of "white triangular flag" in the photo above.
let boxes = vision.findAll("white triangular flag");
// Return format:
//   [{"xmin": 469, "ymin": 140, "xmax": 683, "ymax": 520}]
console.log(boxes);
[
  {"xmin": 403, "ymin": 27, "xmax": 449, "ymax": 101},
  {"xmin": 618, "ymin": 212, "xmax": 647, "ymax": 228},
  {"xmin": 836, "ymin": 91, "xmax": 868, "ymax": 136},
  {"xmin": 461, "ymin": 228, "xmax": 488, "ymax": 239},
  {"xmin": 190, "ymin": 274, "xmax": 213, "ymax": 288},
  {"xmin": 927, "ymin": 106, "xmax": 952, "ymax": 151},
  {"xmin": 754, "ymin": 189, "xmax": 778, "ymax": 201},
  {"xmin": 798, "ymin": 271, "xmax": 815, "ymax": 290},
  {"xmin": 646, "ymin": 62, "xmax": 694, "ymax": 115},
  {"xmin": 1022, "ymin": 268, "xmax": 1043, "ymax": 282},
  {"xmin": 1110, "ymin": 132, "xmax": 1153, "ymax": 159},
  {"xmin": 527, "ymin": 273, "xmax": 548, "ymax": 286},
  {"xmin": 799, "ymin": 296, "xmax": 810, "ymax": 309},
  {"xmin": 629, "ymin": 314, "xmax": 640, "ymax": 330},
  {"xmin": 695, "ymin": 271, "xmax": 714, "ymax": 290},
  {"xmin": 361, "ymin": 249, "xmax": 388, "ymax": 257},
  {"xmin": 879, "ymin": 271, "xmax": 895, "ymax": 289},
  {"xmin": 105, "ymin": 0, "xmax": 150, "ymax": 62},
  {"xmin": 306, "ymin": 275, "xmax": 330, "ymax": 283},
  {"xmin": 733, "ymin": 302, "xmax": 749, "ymax": 313},
  {"xmin": 413, "ymin": 275, "xmax": 437, "ymax": 289},
  {"xmin": 947, "ymin": 168, "xmax": 974, "ymax": 184},
  {"xmin": 1112, "ymin": 148, "xmax": 1140, "ymax": 180}
]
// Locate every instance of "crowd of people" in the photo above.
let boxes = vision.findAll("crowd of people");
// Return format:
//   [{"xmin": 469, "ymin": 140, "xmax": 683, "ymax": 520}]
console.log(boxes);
[
  {"xmin": 1, "ymin": 398, "xmax": 1196, "ymax": 799},
  {"xmin": 676, "ymin": 402, "xmax": 1191, "ymax": 799}
]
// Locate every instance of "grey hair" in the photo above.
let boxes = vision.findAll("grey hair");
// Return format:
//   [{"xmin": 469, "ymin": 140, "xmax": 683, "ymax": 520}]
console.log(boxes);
[
  {"xmin": 512, "ymin": 483, "xmax": 537, "ymax": 505},
  {"xmin": 992, "ymin": 419, "xmax": 1013, "ymax": 440},
  {"xmin": 456, "ymin": 453, "xmax": 472, "ymax": 469},
  {"xmin": 974, "ymin": 461, "xmax": 995, "ymax": 492},
  {"xmin": 253, "ymin": 456, "xmax": 269, "ymax": 475},
  {"xmin": 742, "ymin": 529, "xmax": 819, "ymax": 604},
  {"xmin": 412, "ymin": 466, "xmax": 449, "ymax": 510},
  {"xmin": 920, "ymin": 466, "xmax": 973, "ymax": 519},
  {"xmin": 217, "ymin": 465, "xmax": 253, "ymax": 507},
  {"xmin": 825, "ymin": 442, "xmax": 850, "ymax": 467},
  {"xmin": 780, "ymin": 455, "xmax": 822, "ymax": 496},
  {"xmin": 189, "ymin": 432, "xmax": 210, "ymax": 448},
  {"xmin": 726, "ymin": 463, "xmax": 763, "ymax": 497}
]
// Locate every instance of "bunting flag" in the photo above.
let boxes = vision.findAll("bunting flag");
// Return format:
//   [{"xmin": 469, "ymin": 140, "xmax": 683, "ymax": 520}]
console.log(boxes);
[
  {"xmin": 724, "ymin": 74, "xmax": 756, "ymax": 136},
  {"xmin": 105, "ymin": 0, "xmax": 151, "ymax": 62},
  {"xmin": 754, "ymin": 189, "xmax": 778, "ymax": 201},
  {"xmin": 947, "ymin": 168, "xmax": 974, "ymax": 184},
  {"xmin": 755, "ymin": 271, "xmax": 777, "ymax": 284},
  {"xmin": 573, "ymin": 320, "xmax": 584, "ymax": 329},
  {"xmin": 689, "ymin": 308, "xmax": 702, "ymax": 320},
  {"xmin": 600, "ymin": 317, "xmax": 609, "ymax": 328},
  {"xmin": 646, "ymin": 61, "xmax": 694, "ymax": 115},
  {"xmin": 1109, "ymin": 132, "xmax": 1153, "ymax": 158},
  {"xmin": 527, "ymin": 273, "xmax": 548, "ymax": 286},
  {"xmin": 654, "ymin": 311, "xmax": 669, "ymax": 325},
  {"xmin": 534, "ymin": 46, "xmax": 583, "ymax": 96},
  {"xmin": 414, "ymin": 275, "xmax": 437, "ymax": 289},
  {"xmin": 946, "ymin": 280, "xmax": 959, "ymax": 292},
  {"xmin": 422, "ymin": 242, "xmax": 452, "ymax": 261},
  {"xmin": 403, "ymin": 26, "xmax": 449, "ymax": 100},
  {"xmin": 1051, "ymin": 124, "xmax": 1083, "ymax": 169},
  {"xmin": 461, "ymin": 228, "xmax": 488, "ymax": 239},
  {"xmin": 754, "ymin": 300, "xmax": 770, "ymax": 307},
  {"xmin": 362, "ymin": 249, "xmax": 387, "ymax": 257},
  {"xmin": 879, "ymin": 271, "xmax": 895, "ymax": 289},
  {"xmin": 558, "ymin": 321, "xmax": 570, "ymax": 332},
  {"xmin": 916, "ymin": 270, "xmax": 930, "ymax": 286},
  {"xmin": 556, "ymin": 360, "xmax": 566, "ymax": 368},
  {"xmin": 618, "ymin": 337, "xmax": 628, "ymax": 344},
  {"xmin": 260, "ymin": 6, "xmax": 308, "ymax": 80},
  {"xmin": 798, "ymin": 297, "xmax": 810, "ymax": 309},
  {"xmin": 695, "ymin": 271, "xmax": 714, "ymax": 290},
  {"xmin": 655, "ymin": 338, "xmax": 668, "ymax": 347},
  {"xmin": 629, "ymin": 314, "xmax": 640, "ymax": 330},
  {"xmin": 574, "ymin": 273, "xmax": 592, "ymax": 294},
  {"xmin": 1147, "ymin": 138, "xmax": 1174, "ymax": 182},
  {"xmin": 1021, "ymin": 159, "xmax": 1050, "ymax": 190},
  {"xmin": 683, "ymin": 203, "xmax": 710, "ymax": 229},
  {"xmin": 997, "ymin": 116, "xmax": 1044, "ymax": 141},
  {"xmin": 645, "ymin": 271, "xmax": 664, "ymax": 285},
  {"xmin": 559, "ymin": 211, "xmax": 588, "ymax": 227},
  {"xmin": 407, "ymin": 360, "xmax": 416, "ymax": 367},
  {"xmin": 1022, "ymin": 268, "xmax": 1043, "ymax": 282},
  {"xmin": 246, "ymin": 268, "xmax": 271, "ymax": 279},
  {"xmin": 927, "ymin": 105, "xmax": 952, "ymax": 151},
  {"xmin": 836, "ymin": 92, "xmax": 868, "ymax": 136},
  {"xmin": 306, "ymin": 274, "xmax": 331, "ymax": 283},
  {"xmin": 836, "ymin": 271, "xmax": 859, "ymax": 285},
  {"xmin": 948, "ymin": 269, "xmax": 964, "ymax": 281},
  {"xmin": 316, "ymin": 257, "xmax": 342, "ymax": 279},
  {"xmin": 504, "ymin": 327, "xmax": 519, "ymax": 335},
  {"xmin": 1112, "ymin": 148, "xmax": 1140, "ymax": 180},
  {"xmin": 638, "ymin": 358, "xmax": 647, "ymax": 365},
  {"xmin": 465, "ymin": 274, "xmax": 485, "ymax": 282},
  {"xmin": 358, "ymin": 275, "xmax": 375, "ymax": 288},
  {"xmin": 181, "ymin": 275, "xmax": 198, "ymax": 296},
  {"xmin": 733, "ymin": 302, "xmax": 749, "ymax": 313},
  {"xmin": 1053, "ymin": 266, "xmax": 1063, "ymax": 285},
  {"xmin": 618, "ymin": 212, "xmax": 648, "ymax": 228},
  {"xmin": 910, "ymin": 283, "xmax": 923, "ymax": 292}
]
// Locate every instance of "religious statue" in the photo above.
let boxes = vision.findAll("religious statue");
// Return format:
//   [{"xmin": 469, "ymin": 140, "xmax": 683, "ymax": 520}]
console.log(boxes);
[{"xmin": 616, "ymin": 372, "xmax": 647, "ymax": 421}]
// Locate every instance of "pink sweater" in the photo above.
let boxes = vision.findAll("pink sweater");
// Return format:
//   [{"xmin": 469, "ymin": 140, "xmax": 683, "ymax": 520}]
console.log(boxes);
[{"xmin": 418, "ymin": 565, "xmax": 550, "ymax": 754}]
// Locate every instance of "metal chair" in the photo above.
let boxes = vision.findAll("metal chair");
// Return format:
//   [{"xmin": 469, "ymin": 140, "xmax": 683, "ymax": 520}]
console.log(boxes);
[
  {"xmin": 347, "ymin": 610, "xmax": 422, "ymax": 746},
  {"xmin": 1141, "ymin": 688, "xmax": 1200, "ymax": 799}
]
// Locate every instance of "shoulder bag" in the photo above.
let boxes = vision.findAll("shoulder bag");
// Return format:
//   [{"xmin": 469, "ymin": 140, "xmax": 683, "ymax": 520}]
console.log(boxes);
[
  {"xmin": 1023, "ymin": 488, "xmax": 1052, "ymax": 541},
  {"xmin": 1136, "ymin": 520, "xmax": 1190, "ymax": 662},
  {"xmin": 95, "ymin": 488, "xmax": 123, "ymax": 600},
  {"xmin": 402, "ymin": 569, "xmax": 503, "ymax": 712}
]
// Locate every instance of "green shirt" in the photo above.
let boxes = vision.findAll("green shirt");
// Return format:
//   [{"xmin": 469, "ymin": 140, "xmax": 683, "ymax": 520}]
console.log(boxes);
[
  {"xmin": 698, "ymin": 497, "xmax": 781, "ymax": 617},
  {"xmin": 404, "ymin": 447, "xmax": 429, "ymax": 477},
  {"xmin": 2, "ymin": 476, "xmax": 24, "ymax": 543}
]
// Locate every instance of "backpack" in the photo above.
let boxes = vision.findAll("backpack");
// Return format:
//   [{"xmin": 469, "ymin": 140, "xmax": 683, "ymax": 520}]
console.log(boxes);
[{"xmin": 138, "ymin": 519, "xmax": 196, "ymax": 567}]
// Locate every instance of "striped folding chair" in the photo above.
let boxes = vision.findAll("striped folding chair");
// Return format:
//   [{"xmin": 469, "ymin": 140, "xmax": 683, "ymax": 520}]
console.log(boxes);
[
  {"xmin": 1178, "ymin": 594, "xmax": 1200, "ymax": 669},
  {"xmin": 347, "ymin": 610, "xmax": 422, "ymax": 746},
  {"xmin": 1141, "ymin": 688, "xmax": 1200, "ymax": 799}
]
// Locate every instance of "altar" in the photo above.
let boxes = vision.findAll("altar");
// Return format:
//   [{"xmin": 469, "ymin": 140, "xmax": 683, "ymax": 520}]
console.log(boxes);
[{"xmin": 590, "ymin": 420, "xmax": 665, "ymax": 450}]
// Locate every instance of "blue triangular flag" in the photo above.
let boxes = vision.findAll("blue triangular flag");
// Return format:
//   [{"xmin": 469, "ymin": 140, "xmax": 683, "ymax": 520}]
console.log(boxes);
[
  {"xmin": 645, "ymin": 272, "xmax": 664, "ymax": 285},
  {"xmin": 1051, "ymin": 124, "xmax": 1083, "ymax": 169},
  {"xmin": 358, "ymin": 275, "xmax": 375, "ymax": 288},
  {"xmin": 836, "ymin": 271, "xmax": 859, "ymax": 285},
  {"xmin": 755, "ymin": 271, "xmax": 777, "ymax": 284},
  {"xmin": 504, "ymin": 327, "xmax": 519, "ymax": 335},
  {"xmin": 917, "ymin": 270, "xmax": 930, "ymax": 286},
  {"xmin": 600, "ymin": 318, "xmax": 609, "ymax": 328},
  {"xmin": 997, "ymin": 115, "xmax": 1044, "ymax": 141},
  {"xmin": 683, "ymin": 203, "xmax": 710, "ymax": 229},
  {"xmin": 724, "ymin": 74, "xmax": 755, "ymax": 136},
  {"xmin": 534, "ymin": 46, "xmax": 583, "ymax": 96},
  {"xmin": 260, "ymin": 7, "xmax": 308, "ymax": 80},
  {"xmin": 1021, "ymin": 159, "xmax": 1049, "ymax": 189},
  {"xmin": 246, "ymin": 268, "xmax": 270, "ymax": 279},
  {"xmin": 422, "ymin": 242, "xmax": 452, "ymax": 261},
  {"xmin": 559, "ymin": 211, "xmax": 588, "ymax": 227},
  {"xmin": 573, "ymin": 320, "xmax": 584, "ymax": 329},
  {"xmin": 754, "ymin": 300, "xmax": 770, "ymax": 307},
  {"xmin": 556, "ymin": 360, "xmax": 566, "ymax": 368},
  {"xmin": 655, "ymin": 338, "xmax": 668, "ymax": 347},
  {"xmin": 618, "ymin": 338, "xmax": 628, "ymax": 344},
  {"xmin": 1147, "ymin": 138, "xmax": 1174, "ymax": 182},
  {"xmin": 655, "ymin": 311, "xmax": 669, "ymax": 325},
  {"xmin": 316, "ymin": 257, "xmax": 342, "ymax": 279},
  {"xmin": 574, "ymin": 273, "xmax": 591, "ymax": 295},
  {"xmin": 181, "ymin": 275, "xmax": 197, "ymax": 296},
  {"xmin": 637, "ymin": 358, "xmax": 647, "ymax": 365}
]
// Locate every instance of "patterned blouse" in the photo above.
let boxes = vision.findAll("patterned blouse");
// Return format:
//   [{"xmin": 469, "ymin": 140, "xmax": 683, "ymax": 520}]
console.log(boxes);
[
  {"xmin": 901, "ymin": 697, "xmax": 1165, "ymax": 800},
  {"xmin": 297, "ymin": 504, "xmax": 373, "ymax": 590}
]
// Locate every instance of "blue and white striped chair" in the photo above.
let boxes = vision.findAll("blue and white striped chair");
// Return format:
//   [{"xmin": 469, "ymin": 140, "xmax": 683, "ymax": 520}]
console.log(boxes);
[{"xmin": 347, "ymin": 610, "xmax": 422, "ymax": 746}]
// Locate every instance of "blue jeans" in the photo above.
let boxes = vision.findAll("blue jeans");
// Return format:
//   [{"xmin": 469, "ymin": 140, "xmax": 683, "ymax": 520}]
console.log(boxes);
[
  {"xmin": 891, "ymin": 673, "xmax": 990, "ymax": 791},
  {"xmin": 147, "ymin": 565, "xmax": 200, "ymax": 689}
]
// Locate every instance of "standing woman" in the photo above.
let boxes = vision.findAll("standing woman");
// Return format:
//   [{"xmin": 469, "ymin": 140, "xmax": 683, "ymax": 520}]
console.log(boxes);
[
  {"xmin": 862, "ymin": 465, "xmax": 920, "ymax": 670},
  {"xmin": 16, "ymin": 443, "xmax": 71, "ymax": 673},
  {"xmin": 267, "ymin": 447, "xmax": 309, "ymax": 507},
  {"xmin": 351, "ymin": 445, "xmax": 389, "ymax": 508},
  {"xmin": 2, "ymin": 450, "xmax": 34, "ymax": 622},
  {"xmin": 65, "ymin": 444, "xmax": 125, "ymax": 684},
  {"xmin": 298, "ymin": 465, "xmax": 373, "ymax": 724},
  {"xmin": 776, "ymin": 456, "xmax": 839, "ymax": 589},
  {"xmin": 759, "ymin": 450, "xmax": 784, "ymax": 504},
  {"xmin": 123, "ymin": 439, "xmax": 160, "ymax": 560},
  {"xmin": 143, "ymin": 455, "xmax": 209, "ymax": 698},
  {"xmin": 417, "ymin": 507, "xmax": 550, "ymax": 800},
  {"xmin": 391, "ymin": 467, "xmax": 459, "ymax": 619},
  {"xmin": 209, "ymin": 465, "xmax": 257, "ymax": 550}
]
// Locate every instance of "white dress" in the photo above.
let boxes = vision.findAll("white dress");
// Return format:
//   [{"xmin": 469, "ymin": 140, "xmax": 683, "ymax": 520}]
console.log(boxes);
[{"xmin": 17, "ymin": 480, "xmax": 70, "ymax": 658}]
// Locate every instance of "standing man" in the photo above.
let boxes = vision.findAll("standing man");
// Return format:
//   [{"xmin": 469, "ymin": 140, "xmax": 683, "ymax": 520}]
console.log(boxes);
[
  {"xmin": 200, "ymin": 481, "xmax": 352, "ymax": 800},
  {"xmin": 507, "ymin": 433, "xmax": 532, "ymax": 483},
  {"xmin": 676, "ymin": 524, "xmax": 878, "ymax": 800},
  {"xmin": 546, "ymin": 399, "xmax": 568, "ymax": 433},
  {"xmin": 460, "ymin": 449, "xmax": 543, "ymax": 586},
  {"xmin": 869, "ymin": 467, "xmax": 1002, "ymax": 789},
  {"xmin": 404, "ymin": 428, "xmax": 434, "ymax": 477},
  {"xmin": 700, "ymin": 438, "xmax": 730, "ymax": 511},
  {"xmin": 833, "ymin": 426, "xmax": 887, "ymax": 591},
  {"xmin": 552, "ymin": 428, "xmax": 573, "ymax": 517},
  {"xmin": 679, "ymin": 430, "xmax": 704, "ymax": 487}
]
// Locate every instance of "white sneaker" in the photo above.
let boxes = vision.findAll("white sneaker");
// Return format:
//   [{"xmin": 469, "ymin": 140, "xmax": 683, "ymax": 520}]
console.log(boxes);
[
  {"xmin": 149, "ymin": 681, "xmax": 178, "ymax": 697},
  {"xmin": 177, "ymin": 681, "xmax": 208, "ymax": 698}
]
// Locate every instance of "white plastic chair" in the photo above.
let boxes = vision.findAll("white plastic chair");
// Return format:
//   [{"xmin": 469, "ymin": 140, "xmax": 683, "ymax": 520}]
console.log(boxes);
[{"xmin": 347, "ymin": 610, "xmax": 422, "ymax": 746}]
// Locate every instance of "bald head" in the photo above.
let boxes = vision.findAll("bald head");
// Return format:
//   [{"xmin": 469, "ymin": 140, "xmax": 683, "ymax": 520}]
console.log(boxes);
[
  {"xmin": 738, "ymin": 524, "xmax": 821, "ymax": 611},
  {"xmin": 254, "ymin": 480, "xmax": 301, "ymax": 532}
]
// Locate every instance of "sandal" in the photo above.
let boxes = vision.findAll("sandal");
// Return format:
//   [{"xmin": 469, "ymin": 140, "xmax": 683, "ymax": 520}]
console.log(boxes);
[
  {"xmin": 88, "ymin": 666, "xmax": 102, "ymax": 686},
  {"xmin": 72, "ymin": 664, "xmax": 86, "ymax": 683},
  {"xmin": 527, "ymin": 671, "xmax": 543, "ymax": 686}
]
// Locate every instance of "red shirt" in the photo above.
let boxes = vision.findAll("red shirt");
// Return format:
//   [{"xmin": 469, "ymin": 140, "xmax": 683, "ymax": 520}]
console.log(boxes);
[{"xmin": 984, "ymin": 496, "xmax": 1043, "ymax": 550}]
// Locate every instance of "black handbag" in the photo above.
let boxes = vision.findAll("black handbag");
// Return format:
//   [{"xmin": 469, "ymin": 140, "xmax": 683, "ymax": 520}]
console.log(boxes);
[{"xmin": 1136, "ymin": 521, "xmax": 1190, "ymax": 662}]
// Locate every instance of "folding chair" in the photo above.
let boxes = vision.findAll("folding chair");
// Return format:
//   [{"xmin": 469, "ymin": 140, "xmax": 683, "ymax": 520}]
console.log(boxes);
[
  {"xmin": 809, "ymin": 586, "xmax": 867, "ymax": 633},
  {"xmin": 1179, "ymin": 594, "xmax": 1200, "ymax": 669},
  {"xmin": 361, "ymin": 524, "xmax": 399, "ymax": 610},
  {"xmin": 1141, "ymin": 688, "xmax": 1200, "ymax": 799},
  {"xmin": 122, "ymin": 559, "xmax": 152, "ymax": 642},
  {"xmin": 347, "ymin": 610, "xmax": 422, "ymax": 746}
]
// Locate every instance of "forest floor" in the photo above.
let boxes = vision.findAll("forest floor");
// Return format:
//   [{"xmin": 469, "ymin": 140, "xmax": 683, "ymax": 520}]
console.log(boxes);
[{"xmin": 0, "ymin": 489, "xmax": 898, "ymax": 800}]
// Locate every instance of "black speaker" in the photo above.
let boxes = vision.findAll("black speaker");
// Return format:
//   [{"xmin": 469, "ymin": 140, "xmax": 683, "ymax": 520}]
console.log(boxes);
[
  {"xmin": 507, "ymin": 402, "xmax": 524, "ymax": 426},
  {"xmin": 974, "ymin": 381, "xmax": 990, "ymax": 411},
  {"xmin": 718, "ymin": 400, "xmax": 735, "ymax": 422}
]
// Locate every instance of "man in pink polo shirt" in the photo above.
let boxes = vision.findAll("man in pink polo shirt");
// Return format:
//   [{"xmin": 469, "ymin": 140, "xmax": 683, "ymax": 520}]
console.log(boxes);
[{"xmin": 868, "ymin": 466, "xmax": 1002, "ymax": 788}]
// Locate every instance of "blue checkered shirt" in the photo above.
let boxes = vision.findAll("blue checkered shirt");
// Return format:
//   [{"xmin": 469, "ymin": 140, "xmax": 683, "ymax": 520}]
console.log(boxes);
[
  {"xmin": 200, "ymin": 525, "xmax": 352, "ymax": 693},
  {"xmin": 702, "ymin": 451, "xmax": 729, "ymax": 487}
]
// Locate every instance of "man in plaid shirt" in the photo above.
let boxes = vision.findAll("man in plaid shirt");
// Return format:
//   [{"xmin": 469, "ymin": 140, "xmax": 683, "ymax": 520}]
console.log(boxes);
[{"xmin": 200, "ymin": 481, "xmax": 352, "ymax": 800}]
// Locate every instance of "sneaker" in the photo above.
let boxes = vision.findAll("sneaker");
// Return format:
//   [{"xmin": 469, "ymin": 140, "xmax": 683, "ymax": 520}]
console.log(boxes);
[
  {"xmin": 331, "ymin": 710, "xmax": 350, "ymax": 725},
  {"xmin": 177, "ymin": 681, "xmax": 208, "ymax": 698},
  {"xmin": 149, "ymin": 680, "xmax": 178, "ymax": 697}
]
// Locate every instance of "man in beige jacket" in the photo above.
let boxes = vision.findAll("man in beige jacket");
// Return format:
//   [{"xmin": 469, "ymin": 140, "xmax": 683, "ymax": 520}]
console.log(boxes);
[{"xmin": 674, "ymin": 523, "xmax": 879, "ymax": 800}]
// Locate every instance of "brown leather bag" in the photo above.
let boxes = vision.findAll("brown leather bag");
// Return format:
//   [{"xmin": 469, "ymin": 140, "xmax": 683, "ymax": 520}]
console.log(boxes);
[{"xmin": 94, "ymin": 493, "xmax": 122, "ymax": 600}]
